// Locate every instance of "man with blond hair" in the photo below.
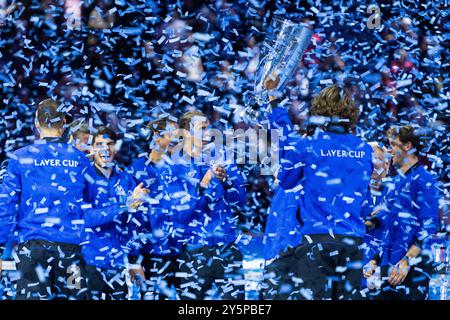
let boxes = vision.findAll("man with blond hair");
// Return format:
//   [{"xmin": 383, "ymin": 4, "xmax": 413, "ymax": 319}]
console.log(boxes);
[{"xmin": 277, "ymin": 85, "xmax": 373, "ymax": 300}]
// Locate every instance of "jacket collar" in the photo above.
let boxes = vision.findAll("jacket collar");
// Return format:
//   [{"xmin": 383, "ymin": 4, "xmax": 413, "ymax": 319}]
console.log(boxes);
[
  {"xmin": 402, "ymin": 161, "xmax": 421, "ymax": 176},
  {"xmin": 94, "ymin": 163, "xmax": 118, "ymax": 179},
  {"xmin": 38, "ymin": 137, "xmax": 66, "ymax": 144}
]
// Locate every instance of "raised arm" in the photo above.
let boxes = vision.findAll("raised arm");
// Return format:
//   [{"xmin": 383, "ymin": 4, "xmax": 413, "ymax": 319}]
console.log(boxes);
[{"xmin": 277, "ymin": 141, "xmax": 305, "ymax": 191}]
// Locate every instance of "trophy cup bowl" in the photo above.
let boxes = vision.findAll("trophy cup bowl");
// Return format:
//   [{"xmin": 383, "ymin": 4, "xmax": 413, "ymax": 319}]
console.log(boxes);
[{"xmin": 254, "ymin": 16, "xmax": 313, "ymax": 106}]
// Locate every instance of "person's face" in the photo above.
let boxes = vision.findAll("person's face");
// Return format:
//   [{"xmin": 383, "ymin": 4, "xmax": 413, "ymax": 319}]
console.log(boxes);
[
  {"xmin": 389, "ymin": 137, "xmax": 411, "ymax": 168},
  {"xmin": 93, "ymin": 135, "xmax": 116, "ymax": 167},
  {"xmin": 185, "ymin": 118, "xmax": 209, "ymax": 151},
  {"xmin": 155, "ymin": 131, "xmax": 171, "ymax": 150},
  {"xmin": 372, "ymin": 147, "xmax": 390, "ymax": 181},
  {"xmin": 155, "ymin": 122, "xmax": 179, "ymax": 153},
  {"xmin": 197, "ymin": 120, "xmax": 210, "ymax": 150}
]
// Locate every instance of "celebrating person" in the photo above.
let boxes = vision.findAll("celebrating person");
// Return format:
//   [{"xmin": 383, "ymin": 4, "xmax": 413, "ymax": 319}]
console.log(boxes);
[
  {"xmin": 127, "ymin": 115, "xmax": 182, "ymax": 300},
  {"xmin": 363, "ymin": 126, "xmax": 439, "ymax": 300},
  {"xmin": 0, "ymin": 99, "xmax": 94, "ymax": 300},
  {"xmin": 171, "ymin": 110, "xmax": 247, "ymax": 300},
  {"xmin": 277, "ymin": 84, "xmax": 374, "ymax": 300},
  {"xmin": 82, "ymin": 126, "xmax": 146, "ymax": 300},
  {"xmin": 259, "ymin": 78, "xmax": 304, "ymax": 300}
]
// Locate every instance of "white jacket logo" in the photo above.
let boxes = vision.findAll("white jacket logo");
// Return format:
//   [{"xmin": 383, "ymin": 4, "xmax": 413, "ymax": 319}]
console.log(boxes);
[
  {"xmin": 320, "ymin": 149, "xmax": 366, "ymax": 158},
  {"xmin": 115, "ymin": 185, "xmax": 126, "ymax": 196},
  {"xmin": 34, "ymin": 159, "xmax": 79, "ymax": 167}
]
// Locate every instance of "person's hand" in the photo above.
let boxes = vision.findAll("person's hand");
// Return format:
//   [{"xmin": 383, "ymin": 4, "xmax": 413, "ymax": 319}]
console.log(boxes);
[
  {"xmin": 0, "ymin": 259, "xmax": 2, "ymax": 273},
  {"xmin": 263, "ymin": 71, "xmax": 280, "ymax": 90},
  {"xmin": 365, "ymin": 220, "xmax": 375, "ymax": 231},
  {"xmin": 363, "ymin": 260, "xmax": 378, "ymax": 278},
  {"xmin": 0, "ymin": 3, "xmax": 17, "ymax": 16},
  {"xmin": 212, "ymin": 165, "xmax": 227, "ymax": 181},
  {"xmin": 200, "ymin": 169, "xmax": 212, "ymax": 188},
  {"xmin": 130, "ymin": 183, "xmax": 149, "ymax": 209},
  {"xmin": 129, "ymin": 265, "xmax": 146, "ymax": 286},
  {"xmin": 389, "ymin": 259, "xmax": 410, "ymax": 286}
]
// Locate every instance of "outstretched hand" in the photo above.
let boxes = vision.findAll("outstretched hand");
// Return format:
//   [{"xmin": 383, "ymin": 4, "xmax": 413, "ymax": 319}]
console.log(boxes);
[
  {"xmin": 363, "ymin": 260, "xmax": 378, "ymax": 278},
  {"xmin": 130, "ymin": 182, "xmax": 150, "ymax": 209},
  {"xmin": 212, "ymin": 165, "xmax": 227, "ymax": 181}
]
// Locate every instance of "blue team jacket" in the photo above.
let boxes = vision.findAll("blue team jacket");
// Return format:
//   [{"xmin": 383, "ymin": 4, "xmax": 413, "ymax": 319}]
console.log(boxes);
[
  {"xmin": 168, "ymin": 156, "xmax": 246, "ymax": 249},
  {"xmin": 362, "ymin": 184, "xmax": 390, "ymax": 263},
  {"xmin": 81, "ymin": 164, "xmax": 136, "ymax": 269},
  {"xmin": 262, "ymin": 104, "xmax": 303, "ymax": 259},
  {"xmin": 378, "ymin": 163, "xmax": 439, "ymax": 266},
  {"xmin": 263, "ymin": 186, "xmax": 302, "ymax": 260},
  {"xmin": 278, "ymin": 130, "xmax": 374, "ymax": 238},
  {"xmin": 128, "ymin": 156, "xmax": 181, "ymax": 256},
  {"xmin": 0, "ymin": 137, "xmax": 115, "ymax": 246}
]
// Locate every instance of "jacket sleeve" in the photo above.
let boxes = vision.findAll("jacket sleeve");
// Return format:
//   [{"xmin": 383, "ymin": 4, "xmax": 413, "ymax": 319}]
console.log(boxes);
[
  {"xmin": 361, "ymin": 188, "xmax": 373, "ymax": 221},
  {"xmin": 82, "ymin": 203, "xmax": 122, "ymax": 228},
  {"xmin": 0, "ymin": 157, "xmax": 21, "ymax": 245},
  {"xmin": 411, "ymin": 175, "xmax": 439, "ymax": 248},
  {"xmin": 222, "ymin": 164, "xmax": 246, "ymax": 208},
  {"xmin": 81, "ymin": 163, "xmax": 121, "ymax": 228},
  {"xmin": 277, "ymin": 141, "xmax": 305, "ymax": 191},
  {"xmin": 119, "ymin": 174, "xmax": 142, "ymax": 256},
  {"xmin": 169, "ymin": 168, "xmax": 222, "ymax": 226},
  {"xmin": 266, "ymin": 106, "xmax": 294, "ymax": 133},
  {"xmin": 266, "ymin": 105, "xmax": 295, "ymax": 160},
  {"xmin": 127, "ymin": 162, "xmax": 140, "ymax": 184}
]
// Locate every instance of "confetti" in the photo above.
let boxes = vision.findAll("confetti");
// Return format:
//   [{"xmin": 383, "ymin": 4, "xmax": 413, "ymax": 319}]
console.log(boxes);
[{"xmin": 0, "ymin": 0, "xmax": 448, "ymax": 303}]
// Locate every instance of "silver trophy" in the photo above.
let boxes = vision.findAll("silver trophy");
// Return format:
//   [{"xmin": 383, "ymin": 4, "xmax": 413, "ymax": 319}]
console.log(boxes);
[{"xmin": 254, "ymin": 16, "xmax": 313, "ymax": 106}]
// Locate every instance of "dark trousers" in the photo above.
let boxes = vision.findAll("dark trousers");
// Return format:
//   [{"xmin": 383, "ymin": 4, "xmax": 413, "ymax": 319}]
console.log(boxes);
[
  {"xmin": 15, "ymin": 240, "xmax": 88, "ymax": 300},
  {"xmin": 263, "ymin": 234, "xmax": 364, "ymax": 300},
  {"xmin": 85, "ymin": 265, "xmax": 128, "ymax": 300},
  {"xmin": 374, "ymin": 260, "xmax": 433, "ymax": 300},
  {"xmin": 141, "ymin": 254, "xmax": 181, "ymax": 300},
  {"xmin": 179, "ymin": 243, "xmax": 245, "ymax": 300},
  {"xmin": 261, "ymin": 246, "xmax": 300, "ymax": 300}
]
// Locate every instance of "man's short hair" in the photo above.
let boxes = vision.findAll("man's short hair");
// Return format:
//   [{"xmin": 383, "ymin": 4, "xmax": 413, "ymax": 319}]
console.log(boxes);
[
  {"xmin": 94, "ymin": 126, "xmax": 118, "ymax": 142},
  {"xmin": 178, "ymin": 110, "xmax": 207, "ymax": 131},
  {"xmin": 387, "ymin": 125, "xmax": 423, "ymax": 155},
  {"xmin": 147, "ymin": 116, "xmax": 177, "ymax": 137},
  {"xmin": 69, "ymin": 118, "xmax": 90, "ymax": 140},
  {"xmin": 36, "ymin": 99, "xmax": 66, "ymax": 129},
  {"xmin": 310, "ymin": 84, "xmax": 358, "ymax": 132}
]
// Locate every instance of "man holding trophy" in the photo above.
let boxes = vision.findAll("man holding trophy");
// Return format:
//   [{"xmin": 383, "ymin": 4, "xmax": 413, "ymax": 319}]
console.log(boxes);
[{"xmin": 255, "ymin": 17, "xmax": 373, "ymax": 300}]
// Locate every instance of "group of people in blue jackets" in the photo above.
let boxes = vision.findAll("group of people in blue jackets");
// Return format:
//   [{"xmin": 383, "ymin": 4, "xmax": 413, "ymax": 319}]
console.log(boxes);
[
  {"xmin": 0, "ymin": 83, "xmax": 440, "ymax": 300},
  {"xmin": 0, "ymin": 100, "xmax": 247, "ymax": 300},
  {"xmin": 262, "ymin": 85, "xmax": 439, "ymax": 300}
]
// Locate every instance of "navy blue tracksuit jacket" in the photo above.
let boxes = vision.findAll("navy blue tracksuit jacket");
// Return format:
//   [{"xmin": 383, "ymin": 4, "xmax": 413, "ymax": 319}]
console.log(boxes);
[
  {"xmin": 168, "ymin": 156, "xmax": 246, "ymax": 248},
  {"xmin": 376, "ymin": 163, "xmax": 439, "ymax": 266},
  {"xmin": 128, "ymin": 156, "xmax": 181, "ymax": 256},
  {"xmin": 81, "ymin": 164, "xmax": 136, "ymax": 269},
  {"xmin": 0, "ymin": 137, "xmax": 117, "ymax": 246},
  {"xmin": 278, "ymin": 129, "xmax": 374, "ymax": 238},
  {"xmin": 263, "ymin": 105, "xmax": 303, "ymax": 259}
]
